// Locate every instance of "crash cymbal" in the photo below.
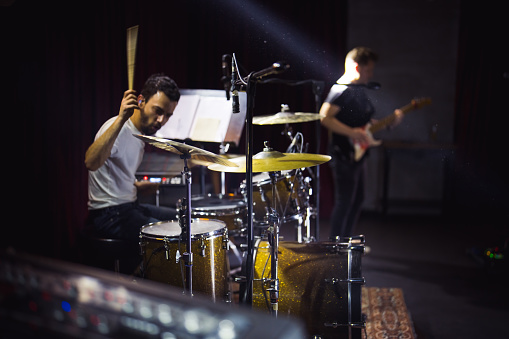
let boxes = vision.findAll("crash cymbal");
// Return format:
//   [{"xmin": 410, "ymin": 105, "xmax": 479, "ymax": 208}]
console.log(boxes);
[
  {"xmin": 188, "ymin": 154, "xmax": 244, "ymax": 167},
  {"xmin": 207, "ymin": 149, "xmax": 331, "ymax": 173},
  {"xmin": 253, "ymin": 112, "xmax": 321, "ymax": 125},
  {"xmin": 134, "ymin": 135, "xmax": 239, "ymax": 167}
]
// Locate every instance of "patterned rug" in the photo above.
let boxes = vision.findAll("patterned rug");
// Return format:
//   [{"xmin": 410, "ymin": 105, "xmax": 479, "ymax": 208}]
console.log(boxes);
[{"xmin": 362, "ymin": 287, "xmax": 417, "ymax": 339}]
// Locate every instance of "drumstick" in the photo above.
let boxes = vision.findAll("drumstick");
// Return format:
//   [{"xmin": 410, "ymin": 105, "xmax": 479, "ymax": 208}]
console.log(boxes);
[{"xmin": 126, "ymin": 25, "xmax": 139, "ymax": 90}]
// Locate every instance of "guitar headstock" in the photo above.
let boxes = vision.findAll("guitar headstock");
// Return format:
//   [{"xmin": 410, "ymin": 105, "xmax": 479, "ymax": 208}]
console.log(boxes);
[{"xmin": 411, "ymin": 97, "xmax": 432, "ymax": 109}]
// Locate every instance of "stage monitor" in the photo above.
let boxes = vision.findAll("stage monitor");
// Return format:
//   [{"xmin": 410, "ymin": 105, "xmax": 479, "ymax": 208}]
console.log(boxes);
[{"xmin": 0, "ymin": 249, "xmax": 305, "ymax": 339}]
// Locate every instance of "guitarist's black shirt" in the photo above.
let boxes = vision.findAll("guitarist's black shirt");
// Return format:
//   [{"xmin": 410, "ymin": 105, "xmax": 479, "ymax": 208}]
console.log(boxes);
[{"xmin": 324, "ymin": 84, "xmax": 375, "ymax": 162}]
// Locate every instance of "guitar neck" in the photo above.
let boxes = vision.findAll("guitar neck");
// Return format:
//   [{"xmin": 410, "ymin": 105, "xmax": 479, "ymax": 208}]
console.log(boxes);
[{"xmin": 369, "ymin": 100, "xmax": 426, "ymax": 134}]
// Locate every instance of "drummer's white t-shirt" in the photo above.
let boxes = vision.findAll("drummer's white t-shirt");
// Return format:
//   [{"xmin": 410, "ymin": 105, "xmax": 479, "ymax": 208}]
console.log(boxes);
[{"xmin": 88, "ymin": 117, "xmax": 145, "ymax": 210}]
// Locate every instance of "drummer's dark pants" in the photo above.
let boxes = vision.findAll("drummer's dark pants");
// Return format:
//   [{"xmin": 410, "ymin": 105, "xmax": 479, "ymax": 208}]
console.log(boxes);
[
  {"xmin": 84, "ymin": 201, "xmax": 177, "ymax": 274},
  {"xmin": 329, "ymin": 155, "xmax": 367, "ymax": 239}
]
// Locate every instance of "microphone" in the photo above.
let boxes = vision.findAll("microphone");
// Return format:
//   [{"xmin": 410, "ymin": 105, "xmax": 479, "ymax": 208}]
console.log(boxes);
[
  {"xmin": 231, "ymin": 57, "xmax": 240, "ymax": 113},
  {"xmin": 221, "ymin": 54, "xmax": 231, "ymax": 100},
  {"xmin": 252, "ymin": 61, "xmax": 290, "ymax": 79}
]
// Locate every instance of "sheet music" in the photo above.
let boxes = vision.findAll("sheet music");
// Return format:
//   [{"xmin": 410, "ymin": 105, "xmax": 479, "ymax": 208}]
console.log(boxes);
[{"xmin": 156, "ymin": 89, "xmax": 246, "ymax": 145}]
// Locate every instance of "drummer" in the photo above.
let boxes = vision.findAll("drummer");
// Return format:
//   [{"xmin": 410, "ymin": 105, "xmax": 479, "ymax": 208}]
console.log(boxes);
[{"xmin": 84, "ymin": 74, "xmax": 180, "ymax": 246}]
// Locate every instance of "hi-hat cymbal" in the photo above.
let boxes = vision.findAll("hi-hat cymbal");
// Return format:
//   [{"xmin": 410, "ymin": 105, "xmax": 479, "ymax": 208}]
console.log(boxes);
[
  {"xmin": 134, "ymin": 134, "xmax": 239, "ymax": 167},
  {"xmin": 207, "ymin": 149, "xmax": 331, "ymax": 173},
  {"xmin": 253, "ymin": 112, "xmax": 321, "ymax": 125}
]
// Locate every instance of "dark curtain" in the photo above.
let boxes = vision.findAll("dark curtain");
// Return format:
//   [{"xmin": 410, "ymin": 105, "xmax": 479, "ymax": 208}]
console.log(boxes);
[
  {"xmin": 3, "ymin": 0, "xmax": 506, "ymax": 262},
  {"xmin": 454, "ymin": 1, "xmax": 508, "ymax": 220},
  {"xmin": 1, "ymin": 0, "xmax": 347, "ymax": 260}
]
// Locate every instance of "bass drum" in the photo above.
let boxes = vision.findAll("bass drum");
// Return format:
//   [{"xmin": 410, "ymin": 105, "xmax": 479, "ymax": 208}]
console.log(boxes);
[
  {"xmin": 252, "ymin": 237, "xmax": 365, "ymax": 338},
  {"xmin": 140, "ymin": 219, "xmax": 230, "ymax": 302}
]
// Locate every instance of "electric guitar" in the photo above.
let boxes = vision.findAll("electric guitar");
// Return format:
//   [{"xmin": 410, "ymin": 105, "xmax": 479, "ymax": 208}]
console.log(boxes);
[{"xmin": 352, "ymin": 97, "xmax": 432, "ymax": 161}]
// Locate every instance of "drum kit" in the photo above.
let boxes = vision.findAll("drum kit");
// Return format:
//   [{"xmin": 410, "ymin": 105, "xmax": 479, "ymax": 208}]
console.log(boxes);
[
  {"xmin": 134, "ymin": 110, "xmax": 366, "ymax": 338},
  {"xmin": 126, "ymin": 29, "xmax": 365, "ymax": 335}
]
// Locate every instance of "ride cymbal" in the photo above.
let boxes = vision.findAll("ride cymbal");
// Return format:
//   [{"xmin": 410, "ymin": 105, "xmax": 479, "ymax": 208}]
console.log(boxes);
[
  {"xmin": 207, "ymin": 149, "xmax": 331, "ymax": 173},
  {"xmin": 253, "ymin": 112, "xmax": 321, "ymax": 125},
  {"xmin": 134, "ymin": 134, "xmax": 239, "ymax": 167}
]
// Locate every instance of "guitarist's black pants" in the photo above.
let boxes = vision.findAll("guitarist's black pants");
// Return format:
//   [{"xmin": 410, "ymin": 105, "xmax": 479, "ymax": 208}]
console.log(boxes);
[{"xmin": 329, "ymin": 155, "xmax": 367, "ymax": 239}]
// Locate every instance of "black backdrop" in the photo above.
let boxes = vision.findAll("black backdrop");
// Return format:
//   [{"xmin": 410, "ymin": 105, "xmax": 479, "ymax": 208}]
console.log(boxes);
[
  {"xmin": 2, "ymin": 0, "xmax": 347, "ymax": 258},
  {"xmin": 1, "ymin": 0, "xmax": 507, "ymax": 260}
]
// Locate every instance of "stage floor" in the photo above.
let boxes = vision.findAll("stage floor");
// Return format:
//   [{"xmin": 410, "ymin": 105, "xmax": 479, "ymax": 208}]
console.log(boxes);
[{"xmin": 310, "ymin": 213, "xmax": 509, "ymax": 339}]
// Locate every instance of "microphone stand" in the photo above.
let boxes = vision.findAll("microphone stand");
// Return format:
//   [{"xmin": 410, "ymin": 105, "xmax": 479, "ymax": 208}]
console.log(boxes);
[
  {"xmin": 180, "ymin": 152, "xmax": 193, "ymax": 297},
  {"xmin": 231, "ymin": 56, "xmax": 289, "ymax": 306}
]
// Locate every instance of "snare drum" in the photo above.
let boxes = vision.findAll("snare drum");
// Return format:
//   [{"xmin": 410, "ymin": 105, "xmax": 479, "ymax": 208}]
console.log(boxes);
[
  {"xmin": 241, "ymin": 171, "xmax": 309, "ymax": 225},
  {"xmin": 252, "ymin": 237, "xmax": 365, "ymax": 338},
  {"xmin": 185, "ymin": 194, "xmax": 247, "ymax": 235},
  {"xmin": 139, "ymin": 219, "xmax": 230, "ymax": 302}
]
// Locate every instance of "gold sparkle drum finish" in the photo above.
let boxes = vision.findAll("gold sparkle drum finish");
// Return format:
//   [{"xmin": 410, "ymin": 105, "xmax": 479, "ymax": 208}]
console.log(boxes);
[
  {"xmin": 185, "ymin": 194, "xmax": 247, "ymax": 236},
  {"xmin": 139, "ymin": 219, "xmax": 230, "ymax": 302},
  {"xmin": 241, "ymin": 171, "xmax": 310, "ymax": 225},
  {"xmin": 252, "ymin": 237, "xmax": 366, "ymax": 338}
]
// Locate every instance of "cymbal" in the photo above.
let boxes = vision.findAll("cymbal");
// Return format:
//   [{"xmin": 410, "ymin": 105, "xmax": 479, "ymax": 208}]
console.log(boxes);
[
  {"xmin": 189, "ymin": 154, "xmax": 244, "ymax": 167},
  {"xmin": 207, "ymin": 149, "xmax": 331, "ymax": 173},
  {"xmin": 134, "ymin": 135, "xmax": 239, "ymax": 167},
  {"xmin": 253, "ymin": 112, "xmax": 321, "ymax": 125}
]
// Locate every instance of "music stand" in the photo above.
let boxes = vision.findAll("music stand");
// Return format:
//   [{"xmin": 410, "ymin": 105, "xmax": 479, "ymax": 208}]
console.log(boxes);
[{"xmin": 156, "ymin": 89, "xmax": 247, "ymax": 145}]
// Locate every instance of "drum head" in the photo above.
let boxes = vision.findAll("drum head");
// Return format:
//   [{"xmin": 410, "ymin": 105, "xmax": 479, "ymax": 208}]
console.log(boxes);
[
  {"xmin": 141, "ymin": 219, "xmax": 226, "ymax": 238},
  {"xmin": 191, "ymin": 194, "xmax": 246, "ymax": 211},
  {"xmin": 251, "ymin": 170, "xmax": 293, "ymax": 185}
]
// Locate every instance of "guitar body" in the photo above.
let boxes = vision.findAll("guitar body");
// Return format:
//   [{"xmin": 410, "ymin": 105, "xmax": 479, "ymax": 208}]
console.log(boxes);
[
  {"xmin": 352, "ymin": 124, "xmax": 382, "ymax": 162},
  {"xmin": 351, "ymin": 97, "xmax": 431, "ymax": 162}
]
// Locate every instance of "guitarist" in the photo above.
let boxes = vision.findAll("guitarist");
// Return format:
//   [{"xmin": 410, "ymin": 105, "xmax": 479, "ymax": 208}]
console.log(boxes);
[{"xmin": 319, "ymin": 47, "xmax": 403, "ymax": 239}]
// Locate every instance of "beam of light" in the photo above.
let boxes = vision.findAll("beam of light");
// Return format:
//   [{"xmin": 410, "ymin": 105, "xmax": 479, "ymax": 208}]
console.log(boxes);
[{"xmin": 222, "ymin": 0, "xmax": 340, "ymax": 79}]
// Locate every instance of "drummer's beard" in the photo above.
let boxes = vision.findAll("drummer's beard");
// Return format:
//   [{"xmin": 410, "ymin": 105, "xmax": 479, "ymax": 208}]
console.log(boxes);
[{"xmin": 138, "ymin": 110, "xmax": 161, "ymax": 136}]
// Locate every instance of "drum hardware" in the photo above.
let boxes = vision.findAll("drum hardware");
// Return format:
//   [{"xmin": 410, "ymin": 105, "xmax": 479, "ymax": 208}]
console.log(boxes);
[
  {"xmin": 208, "ymin": 140, "xmax": 330, "ymax": 305},
  {"xmin": 164, "ymin": 238, "xmax": 170, "ymax": 260},
  {"xmin": 265, "ymin": 170, "xmax": 283, "ymax": 317},
  {"xmin": 324, "ymin": 277, "xmax": 365, "ymax": 285},
  {"xmin": 219, "ymin": 142, "xmax": 230, "ymax": 195},
  {"xmin": 326, "ymin": 235, "xmax": 366, "ymax": 253},
  {"xmin": 222, "ymin": 228, "xmax": 230, "ymax": 250},
  {"xmin": 134, "ymin": 134, "xmax": 238, "ymax": 298},
  {"xmin": 243, "ymin": 168, "xmax": 310, "ymax": 241}
]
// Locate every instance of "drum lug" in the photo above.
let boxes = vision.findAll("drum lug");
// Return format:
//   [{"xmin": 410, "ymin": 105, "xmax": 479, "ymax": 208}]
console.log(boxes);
[
  {"xmin": 163, "ymin": 237, "xmax": 170, "ymax": 260},
  {"xmin": 323, "ymin": 321, "xmax": 366, "ymax": 329},
  {"xmin": 222, "ymin": 231, "xmax": 229, "ymax": 250},
  {"xmin": 267, "ymin": 208, "xmax": 280, "ymax": 224},
  {"xmin": 200, "ymin": 237, "xmax": 206, "ymax": 257},
  {"xmin": 138, "ymin": 235, "xmax": 146, "ymax": 256},
  {"xmin": 325, "ymin": 277, "xmax": 365, "ymax": 285},
  {"xmin": 325, "ymin": 277, "xmax": 339, "ymax": 285},
  {"xmin": 234, "ymin": 276, "xmax": 246, "ymax": 283}
]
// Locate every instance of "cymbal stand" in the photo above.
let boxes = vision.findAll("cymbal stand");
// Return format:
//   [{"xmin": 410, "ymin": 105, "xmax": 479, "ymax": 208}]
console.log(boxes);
[
  {"xmin": 258, "ymin": 78, "xmax": 324, "ymax": 241},
  {"xmin": 219, "ymin": 142, "xmax": 230, "ymax": 195},
  {"xmin": 266, "ymin": 171, "xmax": 281, "ymax": 317},
  {"xmin": 282, "ymin": 127, "xmax": 310, "ymax": 242},
  {"xmin": 179, "ymin": 152, "xmax": 193, "ymax": 296}
]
